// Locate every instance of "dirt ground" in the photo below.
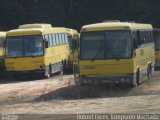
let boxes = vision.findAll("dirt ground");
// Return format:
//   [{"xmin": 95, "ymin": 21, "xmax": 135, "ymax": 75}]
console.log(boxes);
[{"xmin": 0, "ymin": 71, "xmax": 160, "ymax": 119}]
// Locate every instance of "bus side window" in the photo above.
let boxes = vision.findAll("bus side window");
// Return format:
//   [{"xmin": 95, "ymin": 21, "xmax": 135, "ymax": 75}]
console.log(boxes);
[
  {"xmin": 62, "ymin": 33, "xmax": 65, "ymax": 44},
  {"xmin": 145, "ymin": 31, "xmax": 149, "ymax": 44},
  {"xmin": 150, "ymin": 31, "xmax": 154, "ymax": 42},
  {"xmin": 61, "ymin": 34, "xmax": 64, "ymax": 45},
  {"xmin": 61, "ymin": 33, "xmax": 65, "ymax": 45},
  {"xmin": 58, "ymin": 34, "xmax": 61, "ymax": 45},
  {"xmin": 45, "ymin": 35, "xmax": 50, "ymax": 47},
  {"xmin": 138, "ymin": 31, "xmax": 144, "ymax": 45},
  {"xmin": 44, "ymin": 35, "xmax": 49, "ymax": 43},
  {"xmin": 133, "ymin": 31, "xmax": 139, "ymax": 49},
  {"xmin": 62, "ymin": 34, "xmax": 65, "ymax": 44},
  {"xmin": 56, "ymin": 34, "xmax": 60, "ymax": 46},
  {"xmin": 43, "ymin": 35, "xmax": 49, "ymax": 48},
  {"xmin": 141, "ymin": 31, "xmax": 145, "ymax": 44},
  {"xmin": 49, "ymin": 34, "xmax": 53, "ymax": 46},
  {"xmin": 148, "ymin": 31, "xmax": 151, "ymax": 43},
  {"xmin": 146, "ymin": 31, "xmax": 149, "ymax": 43},
  {"xmin": 53, "ymin": 34, "xmax": 57, "ymax": 46},
  {"xmin": 58, "ymin": 34, "xmax": 62, "ymax": 45},
  {"xmin": 149, "ymin": 31, "xmax": 152, "ymax": 43},
  {"xmin": 65, "ymin": 34, "xmax": 68, "ymax": 44}
]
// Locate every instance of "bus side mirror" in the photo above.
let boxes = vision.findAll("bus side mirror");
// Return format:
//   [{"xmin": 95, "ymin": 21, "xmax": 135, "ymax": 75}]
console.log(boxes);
[
  {"xmin": 45, "ymin": 41, "xmax": 49, "ymax": 48},
  {"xmin": 72, "ymin": 39, "xmax": 78, "ymax": 51}
]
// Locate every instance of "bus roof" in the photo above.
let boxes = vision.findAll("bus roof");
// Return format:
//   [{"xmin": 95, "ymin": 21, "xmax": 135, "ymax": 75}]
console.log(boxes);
[
  {"xmin": 6, "ymin": 27, "xmax": 75, "ymax": 37},
  {"xmin": 67, "ymin": 29, "xmax": 79, "ymax": 37},
  {"xmin": 18, "ymin": 24, "xmax": 52, "ymax": 29},
  {"xmin": 0, "ymin": 32, "xmax": 6, "ymax": 36},
  {"xmin": 81, "ymin": 22, "xmax": 153, "ymax": 32}
]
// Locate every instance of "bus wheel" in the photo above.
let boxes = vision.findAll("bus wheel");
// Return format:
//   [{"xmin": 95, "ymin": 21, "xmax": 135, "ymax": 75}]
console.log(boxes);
[
  {"xmin": 147, "ymin": 65, "xmax": 152, "ymax": 80},
  {"xmin": 60, "ymin": 64, "xmax": 64, "ymax": 75},
  {"xmin": 131, "ymin": 76, "xmax": 137, "ymax": 87},
  {"xmin": 45, "ymin": 65, "xmax": 51, "ymax": 79},
  {"xmin": 132, "ymin": 70, "xmax": 140, "ymax": 87},
  {"xmin": 136, "ymin": 70, "xmax": 140, "ymax": 85},
  {"xmin": 63, "ymin": 61, "xmax": 67, "ymax": 74}
]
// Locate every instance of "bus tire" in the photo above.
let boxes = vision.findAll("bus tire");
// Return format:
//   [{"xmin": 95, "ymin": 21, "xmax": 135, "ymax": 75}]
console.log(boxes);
[
  {"xmin": 147, "ymin": 65, "xmax": 152, "ymax": 80},
  {"xmin": 62, "ymin": 60, "xmax": 66, "ymax": 74},
  {"xmin": 45, "ymin": 65, "xmax": 51, "ymax": 79},
  {"xmin": 60, "ymin": 63, "xmax": 64, "ymax": 75},
  {"xmin": 136, "ymin": 70, "xmax": 140, "ymax": 85},
  {"xmin": 131, "ymin": 70, "xmax": 140, "ymax": 87},
  {"xmin": 131, "ymin": 75, "xmax": 137, "ymax": 87}
]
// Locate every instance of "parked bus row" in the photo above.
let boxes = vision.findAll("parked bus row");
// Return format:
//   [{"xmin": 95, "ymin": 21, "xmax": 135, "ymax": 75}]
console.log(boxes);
[{"xmin": 0, "ymin": 21, "xmax": 160, "ymax": 88}]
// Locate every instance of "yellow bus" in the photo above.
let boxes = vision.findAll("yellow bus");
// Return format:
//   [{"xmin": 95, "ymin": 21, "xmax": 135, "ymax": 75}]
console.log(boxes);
[
  {"xmin": 64, "ymin": 29, "xmax": 79, "ymax": 73},
  {"xmin": 5, "ymin": 24, "xmax": 77, "ymax": 78},
  {"xmin": 74, "ymin": 21, "xmax": 155, "ymax": 87},
  {"xmin": 153, "ymin": 28, "xmax": 160, "ymax": 68},
  {"xmin": 72, "ymin": 34, "xmax": 80, "ymax": 80},
  {"xmin": 0, "ymin": 32, "xmax": 6, "ymax": 78}
]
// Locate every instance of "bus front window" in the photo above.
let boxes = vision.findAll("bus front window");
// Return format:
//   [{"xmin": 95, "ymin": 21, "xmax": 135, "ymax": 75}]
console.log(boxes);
[
  {"xmin": 81, "ymin": 31, "xmax": 132, "ymax": 60},
  {"xmin": 106, "ymin": 31, "xmax": 132, "ymax": 59},
  {"xmin": 81, "ymin": 32, "xmax": 105, "ymax": 60},
  {"xmin": 24, "ymin": 36, "xmax": 43, "ymax": 57},
  {"xmin": 6, "ymin": 37, "xmax": 23, "ymax": 57},
  {"xmin": 6, "ymin": 35, "xmax": 44, "ymax": 58}
]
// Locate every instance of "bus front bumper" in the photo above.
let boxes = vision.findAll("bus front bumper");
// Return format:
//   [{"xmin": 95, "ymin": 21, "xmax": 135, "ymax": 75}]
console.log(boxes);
[
  {"xmin": 5, "ymin": 69, "xmax": 46, "ymax": 78},
  {"xmin": 79, "ymin": 75, "xmax": 135, "ymax": 85}
]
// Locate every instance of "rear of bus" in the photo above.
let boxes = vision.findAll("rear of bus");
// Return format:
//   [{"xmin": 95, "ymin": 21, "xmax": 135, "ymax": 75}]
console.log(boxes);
[
  {"xmin": 76, "ymin": 22, "xmax": 154, "ymax": 86},
  {"xmin": 0, "ymin": 32, "xmax": 6, "ymax": 78},
  {"xmin": 153, "ymin": 29, "xmax": 160, "ymax": 68},
  {"xmin": 5, "ymin": 28, "xmax": 46, "ymax": 77}
]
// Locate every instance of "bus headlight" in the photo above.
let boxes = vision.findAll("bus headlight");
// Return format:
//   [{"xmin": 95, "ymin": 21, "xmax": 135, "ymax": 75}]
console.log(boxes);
[{"xmin": 6, "ymin": 66, "xmax": 14, "ymax": 71}]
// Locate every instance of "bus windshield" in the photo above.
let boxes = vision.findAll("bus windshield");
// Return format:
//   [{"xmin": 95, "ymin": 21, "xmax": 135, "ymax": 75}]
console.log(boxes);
[
  {"xmin": 81, "ymin": 31, "xmax": 132, "ymax": 60},
  {"xmin": 6, "ymin": 35, "xmax": 44, "ymax": 58},
  {"xmin": 154, "ymin": 31, "xmax": 160, "ymax": 51}
]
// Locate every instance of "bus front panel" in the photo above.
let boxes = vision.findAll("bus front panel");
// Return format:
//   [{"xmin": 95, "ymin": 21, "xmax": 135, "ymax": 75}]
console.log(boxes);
[{"xmin": 79, "ymin": 31, "xmax": 135, "ymax": 84}]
